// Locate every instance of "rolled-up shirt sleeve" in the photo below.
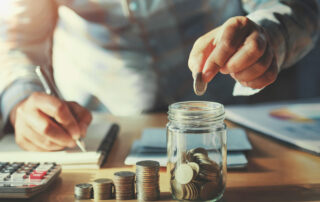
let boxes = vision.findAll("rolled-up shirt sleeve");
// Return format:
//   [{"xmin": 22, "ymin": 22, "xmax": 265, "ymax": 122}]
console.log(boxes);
[
  {"xmin": 0, "ymin": 0, "xmax": 57, "ymax": 133},
  {"xmin": 242, "ymin": 0, "xmax": 320, "ymax": 70}
]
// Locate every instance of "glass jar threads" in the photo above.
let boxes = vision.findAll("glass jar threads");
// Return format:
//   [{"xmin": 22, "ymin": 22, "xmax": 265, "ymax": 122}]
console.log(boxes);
[{"xmin": 167, "ymin": 101, "xmax": 227, "ymax": 201}]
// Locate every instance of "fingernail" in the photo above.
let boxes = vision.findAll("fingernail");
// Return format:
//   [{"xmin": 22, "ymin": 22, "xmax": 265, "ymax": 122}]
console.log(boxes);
[
  {"xmin": 72, "ymin": 125, "xmax": 81, "ymax": 139},
  {"xmin": 203, "ymin": 71, "xmax": 215, "ymax": 83}
]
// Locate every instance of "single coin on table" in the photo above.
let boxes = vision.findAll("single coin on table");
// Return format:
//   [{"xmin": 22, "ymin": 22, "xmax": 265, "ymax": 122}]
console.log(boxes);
[{"xmin": 193, "ymin": 72, "xmax": 207, "ymax": 96}]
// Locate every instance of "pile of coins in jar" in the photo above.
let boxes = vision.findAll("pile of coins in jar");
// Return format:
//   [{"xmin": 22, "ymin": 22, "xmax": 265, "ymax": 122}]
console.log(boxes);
[
  {"xmin": 74, "ymin": 160, "xmax": 160, "ymax": 200},
  {"xmin": 170, "ymin": 147, "xmax": 223, "ymax": 200}
]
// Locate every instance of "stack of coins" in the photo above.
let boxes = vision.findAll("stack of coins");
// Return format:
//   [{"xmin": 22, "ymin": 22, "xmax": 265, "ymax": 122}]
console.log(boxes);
[
  {"xmin": 113, "ymin": 171, "xmax": 136, "ymax": 200},
  {"xmin": 171, "ymin": 147, "xmax": 221, "ymax": 201},
  {"xmin": 92, "ymin": 178, "xmax": 113, "ymax": 200},
  {"xmin": 136, "ymin": 160, "xmax": 160, "ymax": 201},
  {"xmin": 74, "ymin": 183, "xmax": 93, "ymax": 199}
]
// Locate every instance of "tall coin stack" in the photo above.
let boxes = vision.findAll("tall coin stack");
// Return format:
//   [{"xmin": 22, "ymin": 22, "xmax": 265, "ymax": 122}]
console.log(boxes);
[
  {"xmin": 92, "ymin": 178, "xmax": 113, "ymax": 200},
  {"xmin": 136, "ymin": 160, "xmax": 160, "ymax": 201},
  {"xmin": 74, "ymin": 183, "xmax": 93, "ymax": 199},
  {"xmin": 113, "ymin": 171, "xmax": 136, "ymax": 200}
]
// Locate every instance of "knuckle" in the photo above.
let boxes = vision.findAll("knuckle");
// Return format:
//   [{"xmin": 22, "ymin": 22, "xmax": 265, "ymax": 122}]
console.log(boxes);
[
  {"xmin": 228, "ymin": 16, "xmax": 250, "ymax": 27},
  {"xmin": 247, "ymin": 38, "xmax": 265, "ymax": 56},
  {"xmin": 254, "ymin": 63, "xmax": 268, "ymax": 74},
  {"xmin": 228, "ymin": 63, "xmax": 240, "ymax": 74},
  {"xmin": 221, "ymin": 40, "xmax": 236, "ymax": 52},
  {"xmin": 56, "ymin": 102, "xmax": 68, "ymax": 117},
  {"xmin": 41, "ymin": 122, "xmax": 52, "ymax": 134}
]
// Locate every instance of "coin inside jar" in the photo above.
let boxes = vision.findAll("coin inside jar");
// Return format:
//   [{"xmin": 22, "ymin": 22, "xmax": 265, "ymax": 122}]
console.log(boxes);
[
  {"xmin": 187, "ymin": 162, "xmax": 200, "ymax": 175},
  {"xmin": 200, "ymin": 181, "xmax": 219, "ymax": 200},
  {"xmin": 175, "ymin": 164, "xmax": 194, "ymax": 184}
]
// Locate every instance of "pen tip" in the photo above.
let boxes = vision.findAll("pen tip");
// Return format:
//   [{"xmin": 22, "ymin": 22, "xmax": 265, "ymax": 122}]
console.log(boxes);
[{"xmin": 76, "ymin": 139, "xmax": 87, "ymax": 152}]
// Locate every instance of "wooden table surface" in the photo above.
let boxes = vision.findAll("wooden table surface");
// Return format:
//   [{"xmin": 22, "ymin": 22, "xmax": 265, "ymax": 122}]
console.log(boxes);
[{"xmin": 3, "ymin": 113, "xmax": 320, "ymax": 202}]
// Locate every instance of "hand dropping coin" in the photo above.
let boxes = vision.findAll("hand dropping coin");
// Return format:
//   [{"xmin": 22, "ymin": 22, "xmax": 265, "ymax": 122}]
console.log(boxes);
[{"xmin": 193, "ymin": 72, "xmax": 207, "ymax": 96}]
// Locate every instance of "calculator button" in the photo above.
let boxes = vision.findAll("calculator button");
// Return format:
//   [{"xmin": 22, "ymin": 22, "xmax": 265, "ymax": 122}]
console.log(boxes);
[
  {"xmin": 0, "ymin": 173, "xmax": 9, "ymax": 181},
  {"xmin": 35, "ymin": 165, "xmax": 52, "ymax": 172},
  {"xmin": 10, "ymin": 173, "xmax": 26, "ymax": 181},
  {"xmin": 12, "ymin": 162, "xmax": 24, "ymax": 168},
  {"xmin": 0, "ymin": 162, "xmax": 8, "ymax": 167},
  {"xmin": 1, "ymin": 169, "xmax": 15, "ymax": 174},
  {"xmin": 29, "ymin": 173, "xmax": 45, "ymax": 180},
  {"xmin": 26, "ymin": 163, "xmax": 39, "ymax": 168},
  {"xmin": 32, "ymin": 170, "xmax": 47, "ymax": 175}
]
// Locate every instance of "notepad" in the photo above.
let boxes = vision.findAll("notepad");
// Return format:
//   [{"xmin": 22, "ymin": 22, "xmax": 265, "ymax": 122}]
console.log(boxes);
[
  {"xmin": 0, "ymin": 120, "xmax": 119, "ymax": 169},
  {"xmin": 125, "ymin": 128, "xmax": 251, "ymax": 169}
]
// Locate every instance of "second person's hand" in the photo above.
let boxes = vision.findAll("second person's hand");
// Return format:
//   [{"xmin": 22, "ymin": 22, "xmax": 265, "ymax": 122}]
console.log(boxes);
[
  {"xmin": 188, "ymin": 16, "xmax": 279, "ymax": 89},
  {"xmin": 10, "ymin": 92, "xmax": 92, "ymax": 151}
]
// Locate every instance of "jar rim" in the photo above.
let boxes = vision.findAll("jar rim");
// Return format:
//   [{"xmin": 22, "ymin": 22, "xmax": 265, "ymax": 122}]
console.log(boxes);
[
  {"xmin": 168, "ymin": 101, "xmax": 225, "ymax": 124},
  {"xmin": 169, "ymin": 101, "xmax": 224, "ymax": 114}
]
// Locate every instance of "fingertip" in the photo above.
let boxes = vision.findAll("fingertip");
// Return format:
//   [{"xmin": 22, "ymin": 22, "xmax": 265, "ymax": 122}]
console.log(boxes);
[
  {"xmin": 219, "ymin": 66, "xmax": 229, "ymax": 74},
  {"xmin": 203, "ymin": 71, "xmax": 215, "ymax": 83},
  {"xmin": 69, "ymin": 121, "xmax": 82, "ymax": 139},
  {"xmin": 80, "ymin": 123, "xmax": 88, "ymax": 138}
]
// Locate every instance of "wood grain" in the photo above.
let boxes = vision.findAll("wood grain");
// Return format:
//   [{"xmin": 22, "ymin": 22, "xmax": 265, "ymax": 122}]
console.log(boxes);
[{"xmin": 1, "ymin": 113, "xmax": 319, "ymax": 202}]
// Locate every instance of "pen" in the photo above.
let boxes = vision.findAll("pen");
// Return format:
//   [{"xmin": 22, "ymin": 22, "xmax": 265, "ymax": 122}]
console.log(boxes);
[{"xmin": 35, "ymin": 66, "xmax": 87, "ymax": 152}]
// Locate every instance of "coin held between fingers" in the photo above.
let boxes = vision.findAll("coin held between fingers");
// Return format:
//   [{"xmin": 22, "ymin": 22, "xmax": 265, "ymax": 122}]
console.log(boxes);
[{"xmin": 193, "ymin": 72, "xmax": 207, "ymax": 96}]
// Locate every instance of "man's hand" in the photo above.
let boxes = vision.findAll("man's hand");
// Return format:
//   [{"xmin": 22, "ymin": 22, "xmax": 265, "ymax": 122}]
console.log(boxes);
[
  {"xmin": 188, "ymin": 16, "xmax": 278, "ymax": 89},
  {"xmin": 10, "ymin": 92, "xmax": 92, "ymax": 151}
]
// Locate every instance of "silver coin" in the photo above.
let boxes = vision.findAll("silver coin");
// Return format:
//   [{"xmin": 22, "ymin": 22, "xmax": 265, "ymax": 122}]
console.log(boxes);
[
  {"xmin": 136, "ymin": 160, "xmax": 160, "ymax": 168},
  {"xmin": 114, "ymin": 171, "xmax": 135, "ymax": 178},
  {"xmin": 193, "ymin": 72, "xmax": 207, "ymax": 96}
]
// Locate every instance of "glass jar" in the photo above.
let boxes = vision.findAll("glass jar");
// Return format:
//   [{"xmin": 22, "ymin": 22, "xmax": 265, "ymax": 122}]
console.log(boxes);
[{"xmin": 167, "ymin": 101, "xmax": 227, "ymax": 201}]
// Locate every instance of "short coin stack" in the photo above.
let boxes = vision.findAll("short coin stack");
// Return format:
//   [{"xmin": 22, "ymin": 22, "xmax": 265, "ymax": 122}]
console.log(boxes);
[
  {"xmin": 113, "ymin": 171, "xmax": 136, "ymax": 200},
  {"xmin": 171, "ymin": 147, "xmax": 222, "ymax": 201},
  {"xmin": 92, "ymin": 178, "xmax": 113, "ymax": 200},
  {"xmin": 136, "ymin": 160, "xmax": 160, "ymax": 201},
  {"xmin": 74, "ymin": 183, "xmax": 93, "ymax": 199}
]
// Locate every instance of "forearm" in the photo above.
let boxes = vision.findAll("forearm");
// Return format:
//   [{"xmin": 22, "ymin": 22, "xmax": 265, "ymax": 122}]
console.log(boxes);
[
  {"xmin": 0, "ymin": 0, "xmax": 57, "ymax": 133},
  {"xmin": 242, "ymin": 0, "xmax": 320, "ymax": 69}
]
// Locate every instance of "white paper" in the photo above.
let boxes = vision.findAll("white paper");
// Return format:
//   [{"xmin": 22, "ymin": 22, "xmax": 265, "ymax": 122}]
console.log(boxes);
[
  {"xmin": 0, "ymin": 121, "xmax": 112, "ymax": 169},
  {"xmin": 233, "ymin": 81, "xmax": 263, "ymax": 96}
]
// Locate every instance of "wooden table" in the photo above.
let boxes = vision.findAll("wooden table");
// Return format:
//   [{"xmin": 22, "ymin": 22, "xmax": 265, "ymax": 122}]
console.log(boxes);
[{"xmin": 3, "ymin": 113, "xmax": 320, "ymax": 202}]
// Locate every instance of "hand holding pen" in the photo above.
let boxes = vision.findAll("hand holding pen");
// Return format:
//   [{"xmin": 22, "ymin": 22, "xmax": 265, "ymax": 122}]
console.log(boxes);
[{"xmin": 9, "ymin": 67, "xmax": 92, "ymax": 152}]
